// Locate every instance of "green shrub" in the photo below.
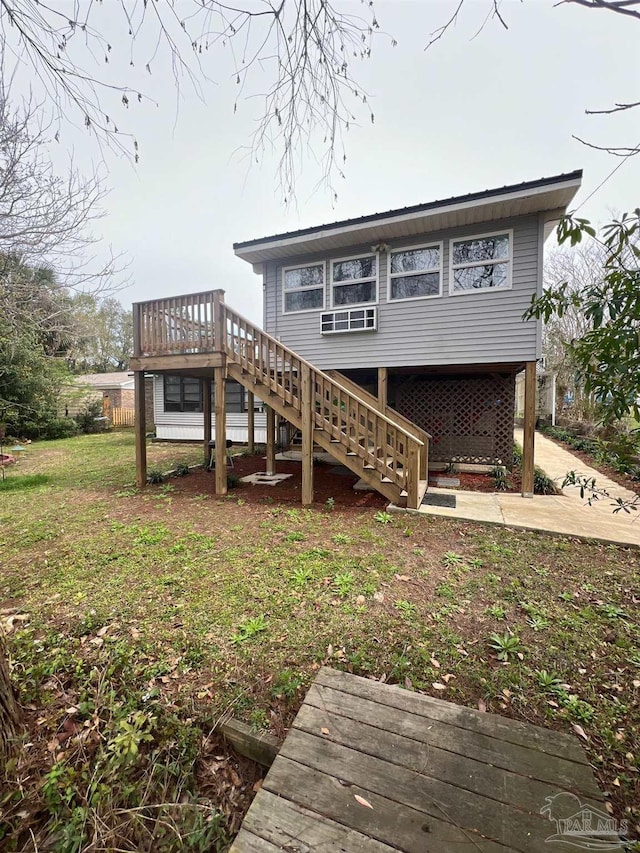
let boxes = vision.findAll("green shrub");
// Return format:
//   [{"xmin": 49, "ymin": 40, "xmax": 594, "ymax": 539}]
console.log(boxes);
[
  {"xmin": 75, "ymin": 400, "xmax": 109, "ymax": 434},
  {"xmin": 490, "ymin": 466, "xmax": 509, "ymax": 491},
  {"xmin": 533, "ymin": 467, "xmax": 557, "ymax": 495},
  {"xmin": 147, "ymin": 469, "xmax": 165, "ymax": 484}
]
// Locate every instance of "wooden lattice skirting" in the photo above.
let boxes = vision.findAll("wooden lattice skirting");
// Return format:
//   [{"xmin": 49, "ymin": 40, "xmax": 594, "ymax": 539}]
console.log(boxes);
[{"xmin": 393, "ymin": 373, "xmax": 515, "ymax": 467}]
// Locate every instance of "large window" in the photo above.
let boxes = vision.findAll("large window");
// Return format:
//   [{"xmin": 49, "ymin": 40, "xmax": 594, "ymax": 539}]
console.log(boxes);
[
  {"xmin": 331, "ymin": 254, "xmax": 377, "ymax": 306},
  {"xmin": 450, "ymin": 232, "xmax": 511, "ymax": 294},
  {"xmin": 163, "ymin": 377, "xmax": 259, "ymax": 413},
  {"xmin": 389, "ymin": 244, "xmax": 441, "ymax": 301},
  {"xmin": 164, "ymin": 376, "xmax": 202, "ymax": 412},
  {"xmin": 282, "ymin": 263, "xmax": 325, "ymax": 313}
]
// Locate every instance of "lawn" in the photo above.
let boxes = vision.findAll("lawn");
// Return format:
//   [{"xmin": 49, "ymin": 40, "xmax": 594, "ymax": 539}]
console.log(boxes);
[{"xmin": 1, "ymin": 431, "xmax": 639, "ymax": 850}]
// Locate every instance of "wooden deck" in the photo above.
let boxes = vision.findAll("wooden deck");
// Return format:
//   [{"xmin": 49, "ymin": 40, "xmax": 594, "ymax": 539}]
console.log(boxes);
[{"xmin": 231, "ymin": 667, "xmax": 613, "ymax": 852}]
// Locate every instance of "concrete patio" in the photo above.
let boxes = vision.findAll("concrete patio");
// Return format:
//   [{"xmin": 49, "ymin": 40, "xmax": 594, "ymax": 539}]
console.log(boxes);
[{"xmin": 391, "ymin": 428, "xmax": 640, "ymax": 549}]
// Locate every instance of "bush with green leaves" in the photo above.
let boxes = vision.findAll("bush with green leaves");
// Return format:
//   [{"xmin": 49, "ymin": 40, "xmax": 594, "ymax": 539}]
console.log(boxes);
[{"xmin": 75, "ymin": 400, "xmax": 109, "ymax": 434}]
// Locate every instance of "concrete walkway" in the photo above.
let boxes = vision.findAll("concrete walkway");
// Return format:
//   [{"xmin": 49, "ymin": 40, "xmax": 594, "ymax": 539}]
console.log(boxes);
[{"xmin": 394, "ymin": 429, "xmax": 640, "ymax": 548}]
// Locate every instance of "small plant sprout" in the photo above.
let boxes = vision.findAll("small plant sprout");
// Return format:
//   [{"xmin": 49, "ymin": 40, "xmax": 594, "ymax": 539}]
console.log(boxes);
[
  {"xmin": 373, "ymin": 510, "xmax": 393, "ymax": 525},
  {"xmin": 231, "ymin": 615, "xmax": 268, "ymax": 644},
  {"xmin": 394, "ymin": 600, "xmax": 417, "ymax": 618},
  {"xmin": 535, "ymin": 670, "xmax": 563, "ymax": 692},
  {"xmin": 284, "ymin": 531, "xmax": 306, "ymax": 543},
  {"xmin": 291, "ymin": 566, "xmax": 313, "ymax": 587},
  {"xmin": 324, "ymin": 496, "xmax": 335, "ymax": 511},
  {"xmin": 489, "ymin": 631, "xmax": 523, "ymax": 662},
  {"xmin": 443, "ymin": 551, "xmax": 464, "ymax": 566},
  {"xmin": 332, "ymin": 533, "xmax": 351, "ymax": 545},
  {"xmin": 527, "ymin": 615, "xmax": 550, "ymax": 631},
  {"xmin": 333, "ymin": 572, "xmax": 355, "ymax": 598},
  {"xmin": 486, "ymin": 604, "xmax": 507, "ymax": 620}
]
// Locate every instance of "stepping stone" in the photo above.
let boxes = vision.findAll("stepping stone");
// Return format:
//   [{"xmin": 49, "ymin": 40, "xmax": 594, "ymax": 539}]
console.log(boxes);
[{"xmin": 429, "ymin": 476, "xmax": 460, "ymax": 487}]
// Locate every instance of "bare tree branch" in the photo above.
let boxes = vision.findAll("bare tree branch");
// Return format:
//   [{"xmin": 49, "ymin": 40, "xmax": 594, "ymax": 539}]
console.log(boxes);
[
  {"xmin": 555, "ymin": 0, "xmax": 640, "ymax": 21},
  {"xmin": 0, "ymin": 0, "xmax": 387, "ymax": 201}
]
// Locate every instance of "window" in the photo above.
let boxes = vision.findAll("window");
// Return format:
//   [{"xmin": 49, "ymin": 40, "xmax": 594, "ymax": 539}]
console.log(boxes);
[
  {"xmin": 321, "ymin": 307, "xmax": 377, "ymax": 334},
  {"xmin": 282, "ymin": 263, "xmax": 325, "ymax": 313},
  {"xmin": 389, "ymin": 244, "xmax": 441, "ymax": 301},
  {"xmin": 450, "ymin": 232, "xmax": 511, "ymax": 294},
  {"xmin": 331, "ymin": 254, "xmax": 377, "ymax": 306},
  {"xmin": 164, "ymin": 376, "xmax": 202, "ymax": 412}
]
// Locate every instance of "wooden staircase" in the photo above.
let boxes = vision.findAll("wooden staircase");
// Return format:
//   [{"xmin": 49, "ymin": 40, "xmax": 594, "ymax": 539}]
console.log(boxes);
[
  {"xmin": 132, "ymin": 290, "xmax": 428, "ymax": 509},
  {"xmin": 221, "ymin": 305, "xmax": 428, "ymax": 508}
]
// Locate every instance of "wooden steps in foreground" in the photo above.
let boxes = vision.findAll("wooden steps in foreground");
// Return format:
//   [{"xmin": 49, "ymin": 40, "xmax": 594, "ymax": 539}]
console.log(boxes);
[{"xmin": 231, "ymin": 667, "xmax": 613, "ymax": 852}]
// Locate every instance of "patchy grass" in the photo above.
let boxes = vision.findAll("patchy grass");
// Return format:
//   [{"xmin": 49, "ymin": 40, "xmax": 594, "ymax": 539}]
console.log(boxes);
[{"xmin": 1, "ymin": 432, "xmax": 639, "ymax": 847}]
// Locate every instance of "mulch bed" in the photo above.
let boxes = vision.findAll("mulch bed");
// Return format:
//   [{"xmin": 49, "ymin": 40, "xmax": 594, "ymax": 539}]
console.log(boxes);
[
  {"xmin": 452, "ymin": 470, "xmax": 522, "ymax": 493},
  {"xmin": 172, "ymin": 456, "xmax": 522, "ymax": 503},
  {"xmin": 177, "ymin": 456, "xmax": 387, "ymax": 508}
]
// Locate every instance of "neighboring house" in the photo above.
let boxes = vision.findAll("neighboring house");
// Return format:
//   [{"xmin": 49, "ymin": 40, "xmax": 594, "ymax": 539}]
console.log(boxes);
[
  {"xmin": 131, "ymin": 170, "xmax": 582, "ymax": 506},
  {"xmin": 59, "ymin": 372, "xmax": 135, "ymax": 418}
]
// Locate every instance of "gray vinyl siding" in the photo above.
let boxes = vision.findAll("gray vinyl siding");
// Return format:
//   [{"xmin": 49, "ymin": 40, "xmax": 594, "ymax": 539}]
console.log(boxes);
[{"xmin": 263, "ymin": 214, "xmax": 542, "ymax": 369}]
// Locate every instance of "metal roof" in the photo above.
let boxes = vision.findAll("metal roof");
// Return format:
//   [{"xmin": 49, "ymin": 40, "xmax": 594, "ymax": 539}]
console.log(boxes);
[{"xmin": 234, "ymin": 170, "xmax": 582, "ymax": 267}]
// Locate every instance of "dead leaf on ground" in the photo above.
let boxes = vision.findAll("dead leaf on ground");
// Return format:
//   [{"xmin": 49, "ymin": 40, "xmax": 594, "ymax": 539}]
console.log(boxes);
[
  {"xmin": 354, "ymin": 794, "xmax": 373, "ymax": 809},
  {"xmin": 320, "ymin": 727, "xmax": 330, "ymax": 735},
  {"xmin": 432, "ymin": 682, "xmax": 446, "ymax": 691},
  {"xmin": 573, "ymin": 724, "xmax": 589, "ymax": 742},
  {"xmin": 477, "ymin": 699, "xmax": 487, "ymax": 712}
]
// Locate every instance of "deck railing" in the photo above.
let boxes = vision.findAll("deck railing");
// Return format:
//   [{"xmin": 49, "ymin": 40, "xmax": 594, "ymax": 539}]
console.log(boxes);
[{"xmin": 133, "ymin": 290, "xmax": 219, "ymax": 356}]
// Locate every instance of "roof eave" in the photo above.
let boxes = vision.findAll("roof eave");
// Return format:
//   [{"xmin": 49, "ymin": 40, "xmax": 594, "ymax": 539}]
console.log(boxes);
[{"xmin": 234, "ymin": 173, "xmax": 582, "ymax": 266}]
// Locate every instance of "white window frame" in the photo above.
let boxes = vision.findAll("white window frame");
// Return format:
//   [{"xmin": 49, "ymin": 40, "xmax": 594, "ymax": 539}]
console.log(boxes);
[
  {"xmin": 330, "ymin": 252, "xmax": 379, "ymax": 309},
  {"xmin": 449, "ymin": 229, "xmax": 513, "ymax": 297},
  {"xmin": 387, "ymin": 242, "xmax": 443, "ymax": 303},
  {"xmin": 281, "ymin": 261, "xmax": 326, "ymax": 315}
]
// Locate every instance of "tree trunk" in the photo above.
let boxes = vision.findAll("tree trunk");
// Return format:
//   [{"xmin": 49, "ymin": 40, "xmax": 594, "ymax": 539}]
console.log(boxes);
[{"xmin": 0, "ymin": 634, "xmax": 21, "ymax": 768}]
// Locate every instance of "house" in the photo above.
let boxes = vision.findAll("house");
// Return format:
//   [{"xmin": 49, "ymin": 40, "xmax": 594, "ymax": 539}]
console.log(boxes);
[
  {"xmin": 58, "ymin": 372, "xmax": 135, "ymax": 419},
  {"xmin": 130, "ymin": 170, "xmax": 582, "ymax": 507}
]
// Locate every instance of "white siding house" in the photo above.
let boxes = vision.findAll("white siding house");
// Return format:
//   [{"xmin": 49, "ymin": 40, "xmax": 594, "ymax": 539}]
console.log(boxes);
[{"xmin": 153, "ymin": 375, "xmax": 267, "ymax": 443}]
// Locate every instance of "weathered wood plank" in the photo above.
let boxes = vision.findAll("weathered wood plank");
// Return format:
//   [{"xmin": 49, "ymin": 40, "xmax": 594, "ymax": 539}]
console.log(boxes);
[
  {"xmin": 292, "ymin": 702, "xmax": 605, "ymax": 816},
  {"xmin": 304, "ymin": 684, "xmax": 601, "ymax": 797},
  {"xmin": 280, "ymin": 727, "xmax": 590, "ymax": 853},
  {"xmin": 220, "ymin": 718, "xmax": 280, "ymax": 767},
  {"xmin": 315, "ymin": 668, "xmax": 589, "ymax": 766},
  {"xmin": 240, "ymin": 789, "xmax": 399, "ymax": 852},
  {"xmin": 230, "ymin": 828, "xmax": 283, "ymax": 852},
  {"xmin": 263, "ymin": 755, "xmax": 516, "ymax": 853}
]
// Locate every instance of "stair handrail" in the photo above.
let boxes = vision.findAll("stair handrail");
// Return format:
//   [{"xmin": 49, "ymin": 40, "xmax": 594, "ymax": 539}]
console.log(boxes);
[
  {"xmin": 326, "ymin": 370, "xmax": 431, "ymax": 444},
  {"xmin": 220, "ymin": 302, "xmax": 424, "ymax": 447}
]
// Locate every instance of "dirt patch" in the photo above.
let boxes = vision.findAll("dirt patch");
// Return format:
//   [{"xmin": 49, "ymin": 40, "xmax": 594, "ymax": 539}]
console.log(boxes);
[{"xmin": 168, "ymin": 456, "xmax": 387, "ymax": 508}]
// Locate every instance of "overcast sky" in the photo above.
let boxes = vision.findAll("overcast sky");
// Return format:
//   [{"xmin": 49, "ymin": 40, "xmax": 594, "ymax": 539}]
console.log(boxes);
[{"xmin": 22, "ymin": 0, "xmax": 640, "ymax": 323}]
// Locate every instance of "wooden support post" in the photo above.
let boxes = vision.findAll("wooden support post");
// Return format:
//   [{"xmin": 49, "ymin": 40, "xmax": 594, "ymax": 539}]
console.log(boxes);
[
  {"xmin": 202, "ymin": 375, "xmax": 212, "ymax": 468},
  {"xmin": 213, "ymin": 289, "xmax": 225, "ymax": 352},
  {"xmin": 406, "ymin": 441, "xmax": 419, "ymax": 510},
  {"xmin": 214, "ymin": 365, "xmax": 227, "ymax": 496},
  {"xmin": 134, "ymin": 370, "xmax": 147, "ymax": 488},
  {"xmin": 301, "ymin": 364, "xmax": 314, "ymax": 505},
  {"xmin": 377, "ymin": 366, "xmax": 388, "ymax": 413},
  {"xmin": 420, "ymin": 436, "xmax": 428, "ymax": 482},
  {"xmin": 266, "ymin": 406, "xmax": 276, "ymax": 476},
  {"xmin": 522, "ymin": 361, "xmax": 536, "ymax": 498},
  {"xmin": 247, "ymin": 390, "xmax": 255, "ymax": 454}
]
